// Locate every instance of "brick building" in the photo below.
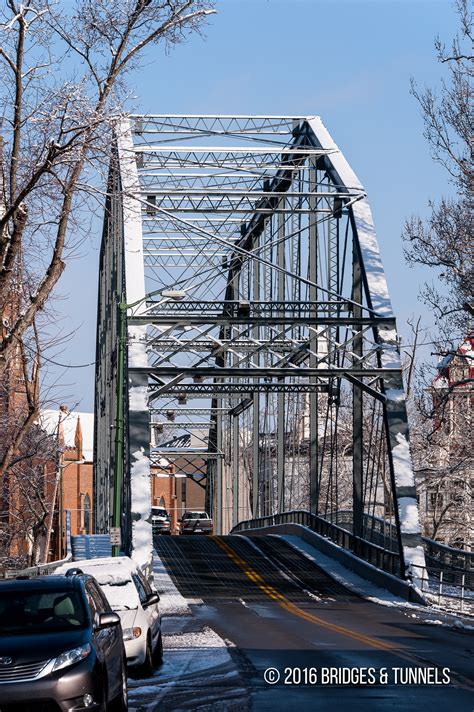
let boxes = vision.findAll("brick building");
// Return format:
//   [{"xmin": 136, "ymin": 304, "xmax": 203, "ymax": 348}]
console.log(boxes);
[{"xmin": 40, "ymin": 406, "xmax": 94, "ymax": 558}]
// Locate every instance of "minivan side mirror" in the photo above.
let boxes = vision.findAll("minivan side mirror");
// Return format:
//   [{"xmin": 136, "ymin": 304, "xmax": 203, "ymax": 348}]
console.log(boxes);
[
  {"xmin": 143, "ymin": 592, "xmax": 159, "ymax": 608},
  {"xmin": 95, "ymin": 611, "xmax": 121, "ymax": 630}
]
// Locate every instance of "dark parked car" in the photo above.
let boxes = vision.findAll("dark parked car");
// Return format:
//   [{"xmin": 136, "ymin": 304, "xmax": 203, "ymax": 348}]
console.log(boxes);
[
  {"xmin": 0, "ymin": 571, "xmax": 127, "ymax": 711},
  {"xmin": 178, "ymin": 511, "xmax": 213, "ymax": 535}
]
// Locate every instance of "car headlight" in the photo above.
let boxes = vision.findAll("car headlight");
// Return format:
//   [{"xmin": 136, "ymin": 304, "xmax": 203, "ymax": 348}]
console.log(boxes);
[
  {"xmin": 51, "ymin": 643, "xmax": 91, "ymax": 672},
  {"xmin": 123, "ymin": 627, "xmax": 142, "ymax": 641}
]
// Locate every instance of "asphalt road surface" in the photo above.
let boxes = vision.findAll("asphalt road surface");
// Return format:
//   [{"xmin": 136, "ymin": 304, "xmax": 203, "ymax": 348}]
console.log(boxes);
[{"xmin": 150, "ymin": 534, "xmax": 474, "ymax": 711}]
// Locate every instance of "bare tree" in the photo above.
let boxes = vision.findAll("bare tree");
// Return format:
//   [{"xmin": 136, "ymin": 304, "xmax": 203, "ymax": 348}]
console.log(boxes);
[
  {"xmin": 402, "ymin": 0, "xmax": 473, "ymax": 343},
  {"xmin": 409, "ymin": 384, "xmax": 473, "ymax": 547},
  {"xmin": 0, "ymin": 422, "xmax": 59, "ymax": 568},
  {"xmin": 0, "ymin": 0, "xmax": 215, "ymax": 479},
  {"xmin": 401, "ymin": 1, "xmax": 473, "ymax": 549}
]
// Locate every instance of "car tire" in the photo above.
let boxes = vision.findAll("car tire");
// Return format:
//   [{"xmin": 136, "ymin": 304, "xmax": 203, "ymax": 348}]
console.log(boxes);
[
  {"xmin": 109, "ymin": 658, "xmax": 128, "ymax": 711},
  {"xmin": 153, "ymin": 631, "xmax": 164, "ymax": 666},
  {"xmin": 139, "ymin": 635, "xmax": 154, "ymax": 677}
]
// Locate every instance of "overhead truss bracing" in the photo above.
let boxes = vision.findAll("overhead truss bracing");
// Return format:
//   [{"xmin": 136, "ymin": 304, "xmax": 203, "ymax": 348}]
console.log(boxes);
[{"xmin": 95, "ymin": 114, "xmax": 426, "ymax": 583}]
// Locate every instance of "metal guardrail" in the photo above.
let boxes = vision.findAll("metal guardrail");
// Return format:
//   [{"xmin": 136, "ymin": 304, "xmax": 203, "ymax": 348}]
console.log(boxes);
[
  {"xmin": 423, "ymin": 537, "xmax": 474, "ymax": 572},
  {"xmin": 332, "ymin": 509, "xmax": 474, "ymax": 586},
  {"xmin": 345, "ymin": 510, "xmax": 473, "ymax": 565},
  {"xmin": 231, "ymin": 509, "xmax": 402, "ymax": 578},
  {"xmin": 418, "ymin": 567, "xmax": 473, "ymax": 609}
]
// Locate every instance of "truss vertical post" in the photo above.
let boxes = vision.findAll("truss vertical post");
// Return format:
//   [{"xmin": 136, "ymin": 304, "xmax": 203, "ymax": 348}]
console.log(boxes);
[
  {"xmin": 232, "ymin": 414, "xmax": 239, "ymax": 527},
  {"xmin": 112, "ymin": 297, "xmax": 126, "ymax": 556},
  {"xmin": 263, "ymin": 219, "xmax": 271, "ymax": 517},
  {"xmin": 215, "ymin": 398, "xmax": 223, "ymax": 535},
  {"xmin": 252, "ymin": 394, "xmax": 259, "ymax": 516},
  {"xmin": 250, "ymin": 217, "xmax": 261, "ymax": 518},
  {"xmin": 277, "ymin": 205, "xmax": 285, "ymax": 512},
  {"xmin": 352, "ymin": 237, "xmax": 364, "ymax": 544},
  {"xmin": 309, "ymin": 160, "xmax": 319, "ymax": 514}
]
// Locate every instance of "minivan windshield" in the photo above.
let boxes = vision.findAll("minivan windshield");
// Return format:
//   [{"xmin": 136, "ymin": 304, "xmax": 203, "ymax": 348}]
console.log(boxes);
[{"xmin": 0, "ymin": 589, "xmax": 87, "ymax": 635}]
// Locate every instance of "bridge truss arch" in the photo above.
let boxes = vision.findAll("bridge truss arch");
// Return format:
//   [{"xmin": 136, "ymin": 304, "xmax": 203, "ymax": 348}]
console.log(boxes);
[{"xmin": 94, "ymin": 114, "xmax": 426, "ymax": 581}]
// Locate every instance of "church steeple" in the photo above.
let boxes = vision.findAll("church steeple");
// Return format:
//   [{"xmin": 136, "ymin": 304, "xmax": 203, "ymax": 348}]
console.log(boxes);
[{"xmin": 74, "ymin": 415, "xmax": 83, "ymax": 458}]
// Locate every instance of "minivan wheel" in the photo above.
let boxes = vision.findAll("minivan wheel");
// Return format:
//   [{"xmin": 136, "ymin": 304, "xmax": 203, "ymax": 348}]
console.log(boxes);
[
  {"xmin": 140, "ymin": 636, "xmax": 154, "ymax": 677},
  {"xmin": 153, "ymin": 631, "xmax": 163, "ymax": 666}
]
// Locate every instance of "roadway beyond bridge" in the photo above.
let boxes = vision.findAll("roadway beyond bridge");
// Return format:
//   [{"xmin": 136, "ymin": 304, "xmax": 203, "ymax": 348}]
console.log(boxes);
[{"xmin": 127, "ymin": 534, "xmax": 474, "ymax": 711}]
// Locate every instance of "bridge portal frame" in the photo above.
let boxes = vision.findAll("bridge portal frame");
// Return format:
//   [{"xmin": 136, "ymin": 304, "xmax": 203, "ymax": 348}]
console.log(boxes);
[{"xmin": 94, "ymin": 114, "xmax": 426, "ymax": 583}]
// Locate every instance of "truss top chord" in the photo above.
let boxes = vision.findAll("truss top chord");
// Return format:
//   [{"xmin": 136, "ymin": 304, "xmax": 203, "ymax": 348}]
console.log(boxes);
[
  {"xmin": 133, "ymin": 146, "xmax": 334, "ymax": 155},
  {"xmin": 131, "ymin": 114, "xmax": 310, "ymax": 119}
]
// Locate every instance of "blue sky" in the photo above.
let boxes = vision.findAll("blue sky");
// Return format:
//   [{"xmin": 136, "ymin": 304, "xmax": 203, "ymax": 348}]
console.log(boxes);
[{"xmin": 46, "ymin": 0, "xmax": 459, "ymax": 411}]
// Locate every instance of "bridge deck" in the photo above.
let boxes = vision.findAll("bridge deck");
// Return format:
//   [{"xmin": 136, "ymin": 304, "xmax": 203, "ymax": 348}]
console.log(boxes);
[{"xmin": 131, "ymin": 534, "xmax": 474, "ymax": 711}]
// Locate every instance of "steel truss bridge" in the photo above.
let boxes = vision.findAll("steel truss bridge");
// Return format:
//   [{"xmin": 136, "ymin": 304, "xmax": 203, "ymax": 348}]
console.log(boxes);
[{"xmin": 94, "ymin": 114, "xmax": 427, "ymax": 583}]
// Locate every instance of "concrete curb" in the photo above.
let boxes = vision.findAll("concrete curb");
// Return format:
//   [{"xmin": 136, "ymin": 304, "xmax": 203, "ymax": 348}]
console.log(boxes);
[{"xmin": 239, "ymin": 522, "xmax": 427, "ymax": 606}]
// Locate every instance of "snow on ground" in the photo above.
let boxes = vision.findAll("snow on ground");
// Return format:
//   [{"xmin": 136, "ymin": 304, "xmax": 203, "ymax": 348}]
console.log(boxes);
[
  {"xmin": 422, "ymin": 618, "xmax": 474, "ymax": 631},
  {"xmin": 128, "ymin": 625, "xmax": 244, "ymax": 712},
  {"xmin": 128, "ymin": 549, "xmax": 248, "ymax": 712}
]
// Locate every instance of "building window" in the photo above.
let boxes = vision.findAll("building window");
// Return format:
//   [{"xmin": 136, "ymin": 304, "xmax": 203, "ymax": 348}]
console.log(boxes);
[
  {"xmin": 83, "ymin": 494, "xmax": 91, "ymax": 534},
  {"xmin": 429, "ymin": 491, "xmax": 443, "ymax": 509}
]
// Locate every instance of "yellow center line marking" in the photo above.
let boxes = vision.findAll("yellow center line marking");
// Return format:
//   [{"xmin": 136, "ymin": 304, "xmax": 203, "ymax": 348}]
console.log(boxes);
[
  {"xmin": 214, "ymin": 536, "xmax": 398, "ymax": 652},
  {"xmin": 212, "ymin": 537, "xmax": 474, "ymax": 692}
]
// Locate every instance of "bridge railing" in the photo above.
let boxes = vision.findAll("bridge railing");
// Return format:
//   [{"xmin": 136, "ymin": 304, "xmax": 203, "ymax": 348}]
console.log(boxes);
[
  {"xmin": 331, "ymin": 509, "xmax": 474, "ymax": 587},
  {"xmin": 231, "ymin": 509, "xmax": 402, "ymax": 578},
  {"xmin": 231, "ymin": 509, "xmax": 474, "ymax": 593}
]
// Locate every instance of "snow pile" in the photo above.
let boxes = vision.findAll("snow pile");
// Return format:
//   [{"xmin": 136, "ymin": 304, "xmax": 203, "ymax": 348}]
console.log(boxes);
[
  {"xmin": 164, "ymin": 626, "xmax": 227, "ymax": 649},
  {"xmin": 56, "ymin": 556, "xmax": 142, "ymax": 610},
  {"xmin": 94, "ymin": 573, "xmax": 130, "ymax": 586},
  {"xmin": 56, "ymin": 555, "xmax": 136, "ymax": 578},
  {"xmin": 424, "ymin": 617, "xmax": 474, "ymax": 632}
]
